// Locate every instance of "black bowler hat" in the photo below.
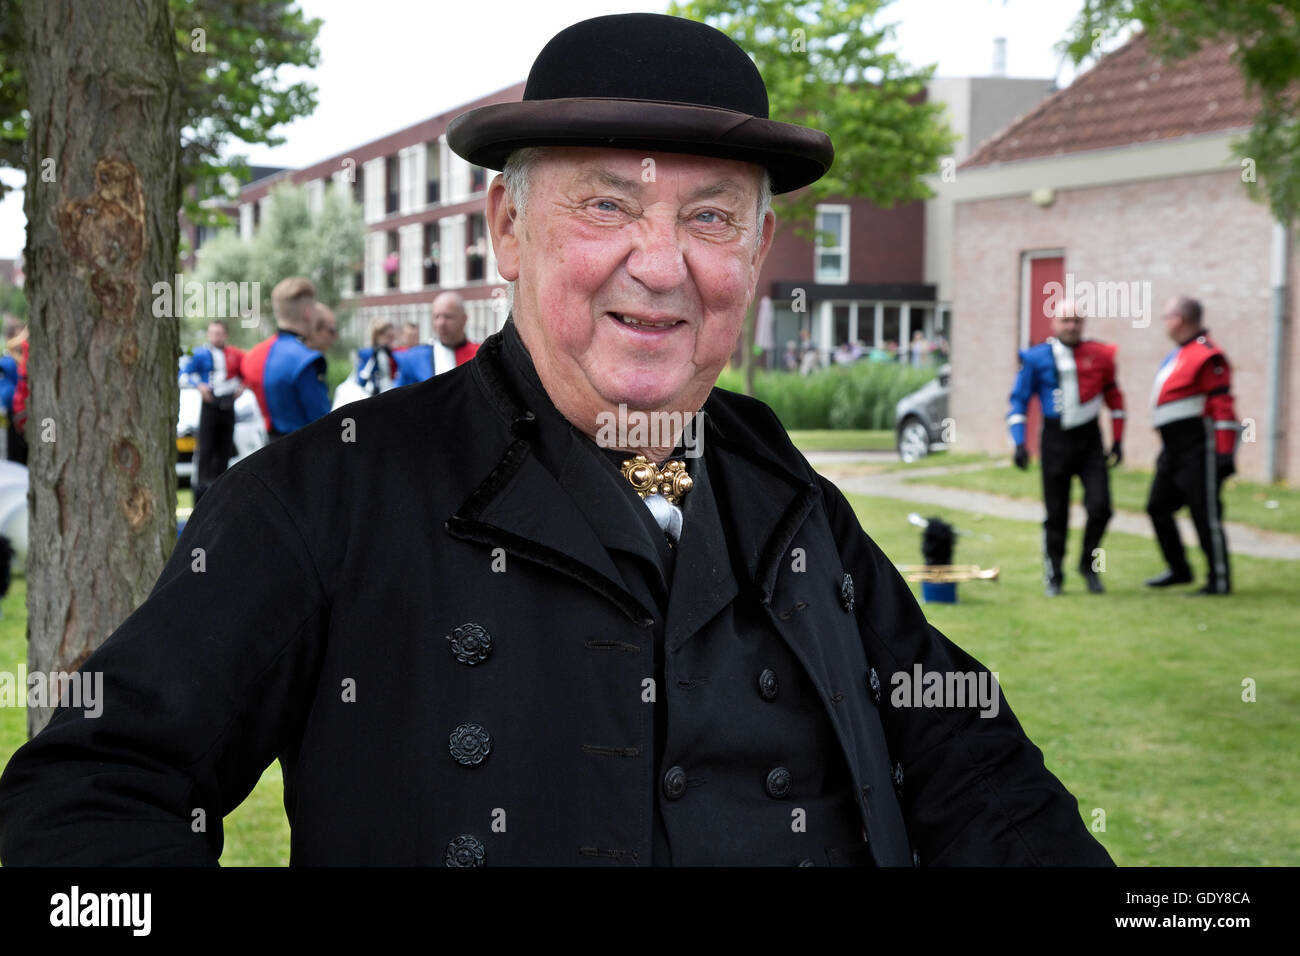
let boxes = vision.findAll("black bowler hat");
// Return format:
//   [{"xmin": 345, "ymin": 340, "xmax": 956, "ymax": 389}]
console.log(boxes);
[{"xmin": 446, "ymin": 13, "xmax": 833, "ymax": 194}]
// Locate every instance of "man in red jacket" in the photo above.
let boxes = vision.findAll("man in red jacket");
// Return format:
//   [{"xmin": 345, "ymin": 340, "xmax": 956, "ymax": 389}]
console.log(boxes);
[{"xmin": 1146, "ymin": 296, "xmax": 1238, "ymax": 595}]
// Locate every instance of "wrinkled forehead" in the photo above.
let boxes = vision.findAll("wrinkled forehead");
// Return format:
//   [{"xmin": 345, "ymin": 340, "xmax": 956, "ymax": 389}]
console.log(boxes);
[{"xmin": 537, "ymin": 146, "xmax": 766, "ymax": 201}]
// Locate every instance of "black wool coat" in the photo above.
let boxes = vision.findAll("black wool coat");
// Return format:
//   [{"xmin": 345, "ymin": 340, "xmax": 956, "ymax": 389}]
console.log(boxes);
[{"xmin": 0, "ymin": 328, "xmax": 1112, "ymax": 866}]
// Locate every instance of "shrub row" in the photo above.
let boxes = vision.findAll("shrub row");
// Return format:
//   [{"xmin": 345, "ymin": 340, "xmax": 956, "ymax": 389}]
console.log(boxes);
[{"xmin": 714, "ymin": 361, "xmax": 936, "ymax": 430}]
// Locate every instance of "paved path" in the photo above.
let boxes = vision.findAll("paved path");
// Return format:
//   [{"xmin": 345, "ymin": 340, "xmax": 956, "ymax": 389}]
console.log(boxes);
[{"xmin": 806, "ymin": 454, "xmax": 1300, "ymax": 562}]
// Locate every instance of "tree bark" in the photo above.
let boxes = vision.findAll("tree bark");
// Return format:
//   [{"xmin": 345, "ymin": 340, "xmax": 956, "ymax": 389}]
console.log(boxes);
[{"xmin": 21, "ymin": 0, "xmax": 180, "ymax": 736}]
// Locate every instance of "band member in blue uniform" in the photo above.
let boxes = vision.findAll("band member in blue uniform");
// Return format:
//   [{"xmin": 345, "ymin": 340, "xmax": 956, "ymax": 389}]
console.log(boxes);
[
  {"xmin": 244, "ymin": 277, "xmax": 329, "ymax": 440},
  {"xmin": 356, "ymin": 319, "xmax": 398, "ymax": 395},
  {"xmin": 180, "ymin": 320, "xmax": 245, "ymax": 502},
  {"xmin": 1007, "ymin": 301, "xmax": 1125, "ymax": 595},
  {"xmin": 394, "ymin": 292, "xmax": 480, "ymax": 386},
  {"xmin": 1146, "ymin": 296, "xmax": 1238, "ymax": 595}
]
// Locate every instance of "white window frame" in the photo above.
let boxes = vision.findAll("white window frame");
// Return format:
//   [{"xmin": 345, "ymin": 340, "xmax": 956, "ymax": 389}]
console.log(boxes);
[{"xmin": 814, "ymin": 203, "xmax": 850, "ymax": 284}]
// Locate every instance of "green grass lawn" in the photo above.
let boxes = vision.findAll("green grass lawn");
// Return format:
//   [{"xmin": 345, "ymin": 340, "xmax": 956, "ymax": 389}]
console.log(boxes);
[
  {"xmin": 787, "ymin": 429, "xmax": 895, "ymax": 452},
  {"xmin": 2, "ymin": 492, "xmax": 1296, "ymax": 866},
  {"xmin": 850, "ymin": 493, "xmax": 1300, "ymax": 866},
  {"xmin": 811, "ymin": 451, "xmax": 1000, "ymax": 479},
  {"xmin": 907, "ymin": 462, "xmax": 1300, "ymax": 536}
]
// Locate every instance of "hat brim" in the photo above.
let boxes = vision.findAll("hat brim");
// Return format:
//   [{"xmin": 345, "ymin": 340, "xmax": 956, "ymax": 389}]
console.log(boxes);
[{"xmin": 447, "ymin": 98, "xmax": 832, "ymax": 194}]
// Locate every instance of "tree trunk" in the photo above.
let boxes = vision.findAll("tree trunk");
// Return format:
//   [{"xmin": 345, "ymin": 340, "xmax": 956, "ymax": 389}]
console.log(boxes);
[{"xmin": 21, "ymin": 0, "xmax": 180, "ymax": 736}]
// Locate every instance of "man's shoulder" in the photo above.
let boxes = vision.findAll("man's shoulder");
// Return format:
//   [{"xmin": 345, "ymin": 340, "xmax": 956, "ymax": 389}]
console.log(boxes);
[
  {"xmin": 1077, "ymin": 339, "xmax": 1119, "ymax": 361},
  {"xmin": 224, "ymin": 362, "xmax": 504, "ymax": 538},
  {"xmin": 702, "ymin": 386, "xmax": 814, "ymax": 482},
  {"xmin": 1021, "ymin": 341, "xmax": 1052, "ymax": 362}
]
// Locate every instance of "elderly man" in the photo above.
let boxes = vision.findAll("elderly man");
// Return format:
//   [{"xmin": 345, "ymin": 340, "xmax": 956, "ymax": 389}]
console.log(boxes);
[
  {"xmin": 0, "ymin": 13, "xmax": 1109, "ymax": 867},
  {"xmin": 394, "ymin": 291, "xmax": 479, "ymax": 385},
  {"xmin": 1007, "ymin": 300, "xmax": 1125, "ymax": 595}
]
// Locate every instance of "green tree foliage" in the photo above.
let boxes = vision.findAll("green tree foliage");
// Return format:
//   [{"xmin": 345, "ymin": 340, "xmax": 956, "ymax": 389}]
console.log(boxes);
[
  {"xmin": 0, "ymin": 280, "xmax": 24, "ymax": 321},
  {"xmin": 189, "ymin": 181, "xmax": 364, "ymax": 347},
  {"xmin": 1063, "ymin": 0, "xmax": 1300, "ymax": 222},
  {"xmin": 665, "ymin": 1, "xmax": 956, "ymax": 396},
  {"xmin": 0, "ymin": 0, "xmax": 322, "ymax": 227},
  {"xmin": 667, "ymin": 0, "xmax": 957, "ymax": 229}
]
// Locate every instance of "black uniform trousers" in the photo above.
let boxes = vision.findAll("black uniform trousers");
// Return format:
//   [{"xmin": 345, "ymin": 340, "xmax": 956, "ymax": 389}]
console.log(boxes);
[
  {"xmin": 1146, "ymin": 418, "xmax": 1230, "ymax": 592},
  {"xmin": 194, "ymin": 395, "xmax": 236, "ymax": 503},
  {"xmin": 1039, "ymin": 418, "xmax": 1112, "ymax": 584}
]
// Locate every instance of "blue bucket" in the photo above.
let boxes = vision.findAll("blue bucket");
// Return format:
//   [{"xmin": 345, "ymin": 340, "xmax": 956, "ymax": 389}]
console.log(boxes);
[{"xmin": 921, "ymin": 581, "xmax": 957, "ymax": 604}]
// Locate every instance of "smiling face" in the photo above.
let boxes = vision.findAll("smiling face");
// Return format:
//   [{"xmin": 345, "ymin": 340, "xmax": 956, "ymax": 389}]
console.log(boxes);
[{"xmin": 488, "ymin": 147, "xmax": 774, "ymax": 448}]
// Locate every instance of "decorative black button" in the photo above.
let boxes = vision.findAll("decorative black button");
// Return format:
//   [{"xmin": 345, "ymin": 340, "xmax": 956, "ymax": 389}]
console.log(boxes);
[
  {"xmin": 663, "ymin": 765, "xmax": 687, "ymax": 800},
  {"xmin": 839, "ymin": 571, "xmax": 855, "ymax": 612},
  {"xmin": 797, "ymin": 858, "xmax": 816, "ymax": 867},
  {"xmin": 892, "ymin": 762, "xmax": 904, "ymax": 795},
  {"xmin": 758, "ymin": 668, "xmax": 779, "ymax": 701},
  {"xmin": 765, "ymin": 766, "xmax": 793, "ymax": 799},
  {"xmin": 446, "ymin": 834, "xmax": 486, "ymax": 867},
  {"xmin": 912, "ymin": 850, "xmax": 921, "ymax": 867},
  {"xmin": 868, "ymin": 667, "xmax": 882, "ymax": 706},
  {"xmin": 447, "ymin": 623, "xmax": 492, "ymax": 665},
  {"xmin": 449, "ymin": 722, "xmax": 492, "ymax": 766}
]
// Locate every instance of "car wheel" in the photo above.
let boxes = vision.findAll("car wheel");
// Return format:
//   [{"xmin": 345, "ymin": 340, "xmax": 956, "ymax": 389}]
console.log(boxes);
[{"xmin": 898, "ymin": 418, "xmax": 931, "ymax": 463}]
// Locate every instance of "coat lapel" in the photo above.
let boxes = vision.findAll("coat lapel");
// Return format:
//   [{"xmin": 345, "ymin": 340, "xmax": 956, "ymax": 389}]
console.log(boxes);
[
  {"xmin": 443, "ymin": 334, "xmax": 655, "ymax": 626},
  {"xmin": 663, "ymin": 451, "xmax": 737, "ymax": 651}
]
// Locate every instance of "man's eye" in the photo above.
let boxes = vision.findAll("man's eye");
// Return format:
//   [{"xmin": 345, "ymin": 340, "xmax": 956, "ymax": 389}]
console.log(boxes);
[
  {"xmin": 592, "ymin": 200, "xmax": 620, "ymax": 212},
  {"xmin": 693, "ymin": 209, "xmax": 726, "ymax": 224}
]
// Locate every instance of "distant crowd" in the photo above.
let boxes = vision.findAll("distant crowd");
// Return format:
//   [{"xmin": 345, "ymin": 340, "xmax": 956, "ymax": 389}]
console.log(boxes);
[
  {"xmin": 779, "ymin": 327, "xmax": 950, "ymax": 375},
  {"xmin": 179, "ymin": 277, "xmax": 478, "ymax": 502}
]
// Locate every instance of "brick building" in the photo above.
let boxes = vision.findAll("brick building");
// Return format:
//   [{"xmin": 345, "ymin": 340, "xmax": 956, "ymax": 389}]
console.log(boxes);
[
  {"xmin": 947, "ymin": 34, "xmax": 1296, "ymax": 483},
  {"xmin": 228, "ymin": 68, "xmax": 1054, "ymax": 370},
  {"xmin": 235, "ymin": 83, "xmax": 524, "ymax": 347}
]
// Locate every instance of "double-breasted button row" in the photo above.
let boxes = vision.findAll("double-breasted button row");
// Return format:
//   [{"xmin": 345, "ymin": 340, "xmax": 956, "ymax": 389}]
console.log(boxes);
[
  {"xmin": 449, "ymin": 722, "xmax": 492, "ymax": 766},
  {"xmin": 765, "ymin": 766, "xmax": 792, "ymax": 799},
  {"xmin": 446, "ymin": 834, "xmax": 486, "ymax": 867},
  {"xmin": 663, "ymin": 765, "xmax": 795, "ymax": 801},
  {"xmin": 447, "ymin": 622, "xmax": 493, "ymax": 665},
  {"xmin": 663, "ymin": 765, "xmax": 688, "ymax": 800},
  {"xmin": 840, "ymin": 571, "xmax": 855, "ymax": 612},
  {"xmin": 866, "ymin": 666, "xmax": 882, "ymax": 706}
]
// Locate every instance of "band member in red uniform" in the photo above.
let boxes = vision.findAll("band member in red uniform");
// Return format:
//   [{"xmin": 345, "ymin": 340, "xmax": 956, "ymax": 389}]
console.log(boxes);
[
  {"xmin": 1007, "ymin": 300, "xmax": 1125, "ymax": 595},
  {"xmin": 1146, "ymin": 296, "xmax": 1238, "ymax": 595}
]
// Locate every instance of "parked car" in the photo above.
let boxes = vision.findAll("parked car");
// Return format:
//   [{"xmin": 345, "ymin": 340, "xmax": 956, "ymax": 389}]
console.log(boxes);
[
  {"xmin": 176, "ymin": 386, "xmax": 268, "ymax": 483},
  {"xmin": 894, "ymin": 363, "xmax": 950, "ymax": 462}
]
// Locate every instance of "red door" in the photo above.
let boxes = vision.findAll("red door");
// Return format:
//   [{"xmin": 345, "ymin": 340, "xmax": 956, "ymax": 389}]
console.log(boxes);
[{"xmin": 1022, "ymin": 254, "xmax": 1064, "ymax": 455}]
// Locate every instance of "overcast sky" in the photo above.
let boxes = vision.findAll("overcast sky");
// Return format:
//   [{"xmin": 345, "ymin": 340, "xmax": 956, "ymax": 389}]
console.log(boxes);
[{"xmin": 0, "ymin": 0, "xmax": 1102, "ymax": 259}]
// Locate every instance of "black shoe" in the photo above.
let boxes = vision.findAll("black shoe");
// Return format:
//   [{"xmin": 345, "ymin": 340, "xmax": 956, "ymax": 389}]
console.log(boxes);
[
  {"xmin": 1045, "ymin": 579, "xmax": 1063, "ymax": 597},
  {"xmin": 1080, "ymin": 570, "xmax": 1105, "ymax": 594},
  {"xmin": 1145, "ymin": 570, "xmax": 1193, "ymax": 588},
  {"xmin": 1188, "ymin": 582, "xmax": 1231, "ymax": 596}
]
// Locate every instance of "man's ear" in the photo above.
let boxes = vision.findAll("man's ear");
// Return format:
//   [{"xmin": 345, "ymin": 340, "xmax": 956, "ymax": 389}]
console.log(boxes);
[
  {"xmin": 487, "ymin": 175, "xmax": 520, "ymax": 282},
  {"xmin": 751, "ymin": 208, "xmax": 776, "ymax": 278}
]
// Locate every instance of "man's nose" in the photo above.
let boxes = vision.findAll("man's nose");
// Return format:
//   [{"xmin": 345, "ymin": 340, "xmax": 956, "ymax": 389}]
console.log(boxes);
[{"xmin": 625, "ymin": 213, "xmax": 688, "ymax": 292}]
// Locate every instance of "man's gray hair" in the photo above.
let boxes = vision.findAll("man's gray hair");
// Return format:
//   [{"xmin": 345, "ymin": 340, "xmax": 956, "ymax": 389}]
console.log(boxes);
[{"xmin": 501, "ymin": 146, "xmax": 772, "ymax": 245}]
